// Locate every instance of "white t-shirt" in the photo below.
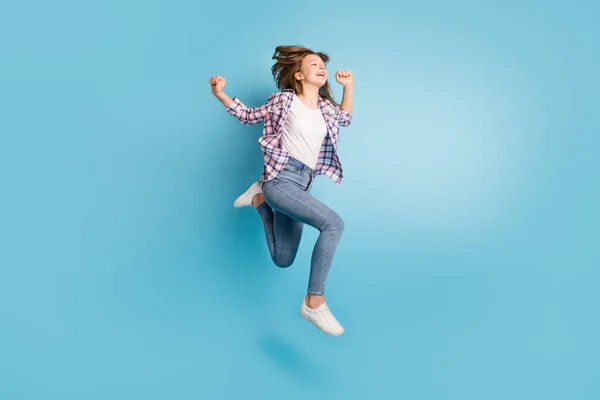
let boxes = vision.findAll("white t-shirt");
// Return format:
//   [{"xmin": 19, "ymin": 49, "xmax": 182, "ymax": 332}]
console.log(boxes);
[{"xmin": 280, "ymin": 95, "xmax": 327, "ymax": 169}]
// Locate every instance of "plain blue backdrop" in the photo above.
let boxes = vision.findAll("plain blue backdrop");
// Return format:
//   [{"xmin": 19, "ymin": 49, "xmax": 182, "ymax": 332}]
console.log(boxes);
[{"xmin": 1, "ymin": 0, "xmax": 598, "ymax": 399}]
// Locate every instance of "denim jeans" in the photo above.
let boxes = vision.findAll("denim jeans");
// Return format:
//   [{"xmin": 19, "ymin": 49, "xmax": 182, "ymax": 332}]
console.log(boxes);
[{"xmin": 257, "ymin": 157, "xmax": 345, "ymax": 296}]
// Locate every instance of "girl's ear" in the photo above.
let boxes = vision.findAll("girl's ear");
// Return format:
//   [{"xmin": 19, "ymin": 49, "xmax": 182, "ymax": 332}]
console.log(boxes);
[{"xmin": 295, "ymin": 71, "xmax": 303, "ymax": 81}]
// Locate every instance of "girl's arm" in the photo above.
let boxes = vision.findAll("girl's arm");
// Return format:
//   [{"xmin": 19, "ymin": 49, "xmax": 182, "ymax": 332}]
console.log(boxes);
[
  {"xmin": 214, "ymin": 91, "xmax": 235, "ymax": 109},
  {"xmin": 336, "ymin": 70, "xmax": 354, "ymax": 127},
  {"xmin": 209, "ymin": 75, "xmax": 272, "ymax": 125},
  {"xmin": 338, "ymin": 85, "xmax": 353, "ymax": 126},
  {"xmin": 225, "ymin": 94, "xmax": 274, "ymax": 126},
  {"xmin": 340, "ymin": 85, "xmax": 353, "ymax": 115}
]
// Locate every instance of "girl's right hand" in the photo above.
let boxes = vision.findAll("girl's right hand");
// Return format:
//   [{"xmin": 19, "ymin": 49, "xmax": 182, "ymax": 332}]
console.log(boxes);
[{"xmin": 209, "ymin": 76, "xmax": 226, "ymax": 95}]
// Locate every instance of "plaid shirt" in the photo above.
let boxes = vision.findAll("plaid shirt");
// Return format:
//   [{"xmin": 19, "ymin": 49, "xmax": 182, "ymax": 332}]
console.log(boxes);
[{"xmin": 226, "ymin": 89, "xmax": 352, "ymax": 185}]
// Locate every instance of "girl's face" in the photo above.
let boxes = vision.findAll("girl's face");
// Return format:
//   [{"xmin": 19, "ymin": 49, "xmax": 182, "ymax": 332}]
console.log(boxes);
[{"xmin": 296, "ymin": 54, "xmax": 328, "ymax": 89}]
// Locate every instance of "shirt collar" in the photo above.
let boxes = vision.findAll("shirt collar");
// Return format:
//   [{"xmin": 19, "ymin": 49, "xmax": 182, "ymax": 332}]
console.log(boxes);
[{"xmin": 282, "ymin": 88, "xmax": 333, "ymax": 111}]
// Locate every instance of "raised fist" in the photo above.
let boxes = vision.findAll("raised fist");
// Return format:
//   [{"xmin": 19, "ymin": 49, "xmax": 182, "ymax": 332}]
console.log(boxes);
[{"xmin": 209, "ymin": 76, "xmax": 226, "ymax": 95}]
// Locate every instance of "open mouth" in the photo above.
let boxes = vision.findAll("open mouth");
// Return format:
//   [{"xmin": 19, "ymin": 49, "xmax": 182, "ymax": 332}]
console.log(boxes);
[{"xmin": 317, "ymin": 72, "xmax": 326, "ymax": 77}]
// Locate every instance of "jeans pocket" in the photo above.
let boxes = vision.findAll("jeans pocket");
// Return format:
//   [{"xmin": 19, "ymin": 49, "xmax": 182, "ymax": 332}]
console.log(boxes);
[
  {"xmin": 282, "ymin": 163, "xmax": 300, "ymax": 173},
  {"xmin": 262, "ymin": 179, "xmax": 277, "ymax": 192}
]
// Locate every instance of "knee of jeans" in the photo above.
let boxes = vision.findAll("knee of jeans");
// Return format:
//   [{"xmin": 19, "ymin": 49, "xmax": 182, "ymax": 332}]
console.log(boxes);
[
  {"xmin": 323, "ymin": 213, "xmax": 345, "ymax": 233},
  {"xmin": 273, "ymin": 254, "xmax": 295, "ymax": 268}
]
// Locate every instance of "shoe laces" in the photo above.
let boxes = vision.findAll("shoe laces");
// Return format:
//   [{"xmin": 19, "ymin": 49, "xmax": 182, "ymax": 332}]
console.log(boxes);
[{"xmin": 316, "ymin": 304, "xmax": 333, "ymax": 325}]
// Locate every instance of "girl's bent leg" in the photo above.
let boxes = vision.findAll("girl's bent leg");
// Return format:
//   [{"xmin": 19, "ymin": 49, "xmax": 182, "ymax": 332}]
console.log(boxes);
[{"xmin": 256, "ymin": 202, "xmax": 304, "ymax": 268}]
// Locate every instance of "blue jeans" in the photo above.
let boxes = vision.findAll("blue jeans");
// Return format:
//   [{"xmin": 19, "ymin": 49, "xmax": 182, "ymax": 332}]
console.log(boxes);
[{"xmin": 257, "ymin": 157, "xmax": 345, "ymax": 296}]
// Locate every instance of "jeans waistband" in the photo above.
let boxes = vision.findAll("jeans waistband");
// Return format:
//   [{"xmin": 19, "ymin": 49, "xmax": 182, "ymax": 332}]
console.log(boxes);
[{"xmin": 287, "ymin": 157, "xmax": 316, "ymax": 175}]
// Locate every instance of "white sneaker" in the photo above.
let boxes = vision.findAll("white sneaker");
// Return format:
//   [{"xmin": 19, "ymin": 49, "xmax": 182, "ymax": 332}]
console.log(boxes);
[
  {"xmin": 299, "ymin": 299, "xmax": 344, "ymax": 336},
  {"xmin": 233, "ymin": 181, "xmax": 262, "ymax": 208}
]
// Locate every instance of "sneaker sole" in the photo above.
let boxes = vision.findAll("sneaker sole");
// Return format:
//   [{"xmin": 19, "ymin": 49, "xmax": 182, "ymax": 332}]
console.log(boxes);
[{"xmin": 299, "ymin": 308, "xmax": 344, "ymax": 336}]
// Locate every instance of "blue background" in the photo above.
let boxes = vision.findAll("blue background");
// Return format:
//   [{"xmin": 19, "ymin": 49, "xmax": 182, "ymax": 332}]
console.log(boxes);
[{"xmin": 1, "ymin": 0, "xmax": 598, "ymax": 399}]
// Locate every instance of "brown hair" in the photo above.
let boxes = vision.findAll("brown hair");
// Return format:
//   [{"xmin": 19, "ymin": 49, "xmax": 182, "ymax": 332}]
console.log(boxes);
[{"xmin": 271, "ymin": 45, "xmax": 339, "ymax": 107}]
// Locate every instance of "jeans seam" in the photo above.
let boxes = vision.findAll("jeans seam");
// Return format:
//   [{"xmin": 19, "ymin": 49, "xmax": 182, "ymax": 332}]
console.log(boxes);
[
  {"xmin": 277, "ymin": 212, "xmax": 288, "ymax": 265},
  {"xmin": 319, "ymin": 223, "xmax": 336, "ymax": 294},
  {"xmin": 257, "ymin": 202, "xmax": 277, "ymax": 263},
  {"xmin": 265, "ymin": 181, "xmax": 285, "ymax": 266}
]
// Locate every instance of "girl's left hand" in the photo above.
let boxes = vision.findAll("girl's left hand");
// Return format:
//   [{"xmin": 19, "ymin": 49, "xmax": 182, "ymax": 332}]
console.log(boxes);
[{"xmin": 336, "ymin": 70, "xmax": 354, "ymax": 87}]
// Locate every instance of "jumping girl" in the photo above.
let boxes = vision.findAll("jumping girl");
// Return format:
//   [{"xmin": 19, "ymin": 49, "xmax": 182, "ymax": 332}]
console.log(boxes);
[{"xmin": 208, "ymin": 45, "xmax": 353, "ymax": 336}]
